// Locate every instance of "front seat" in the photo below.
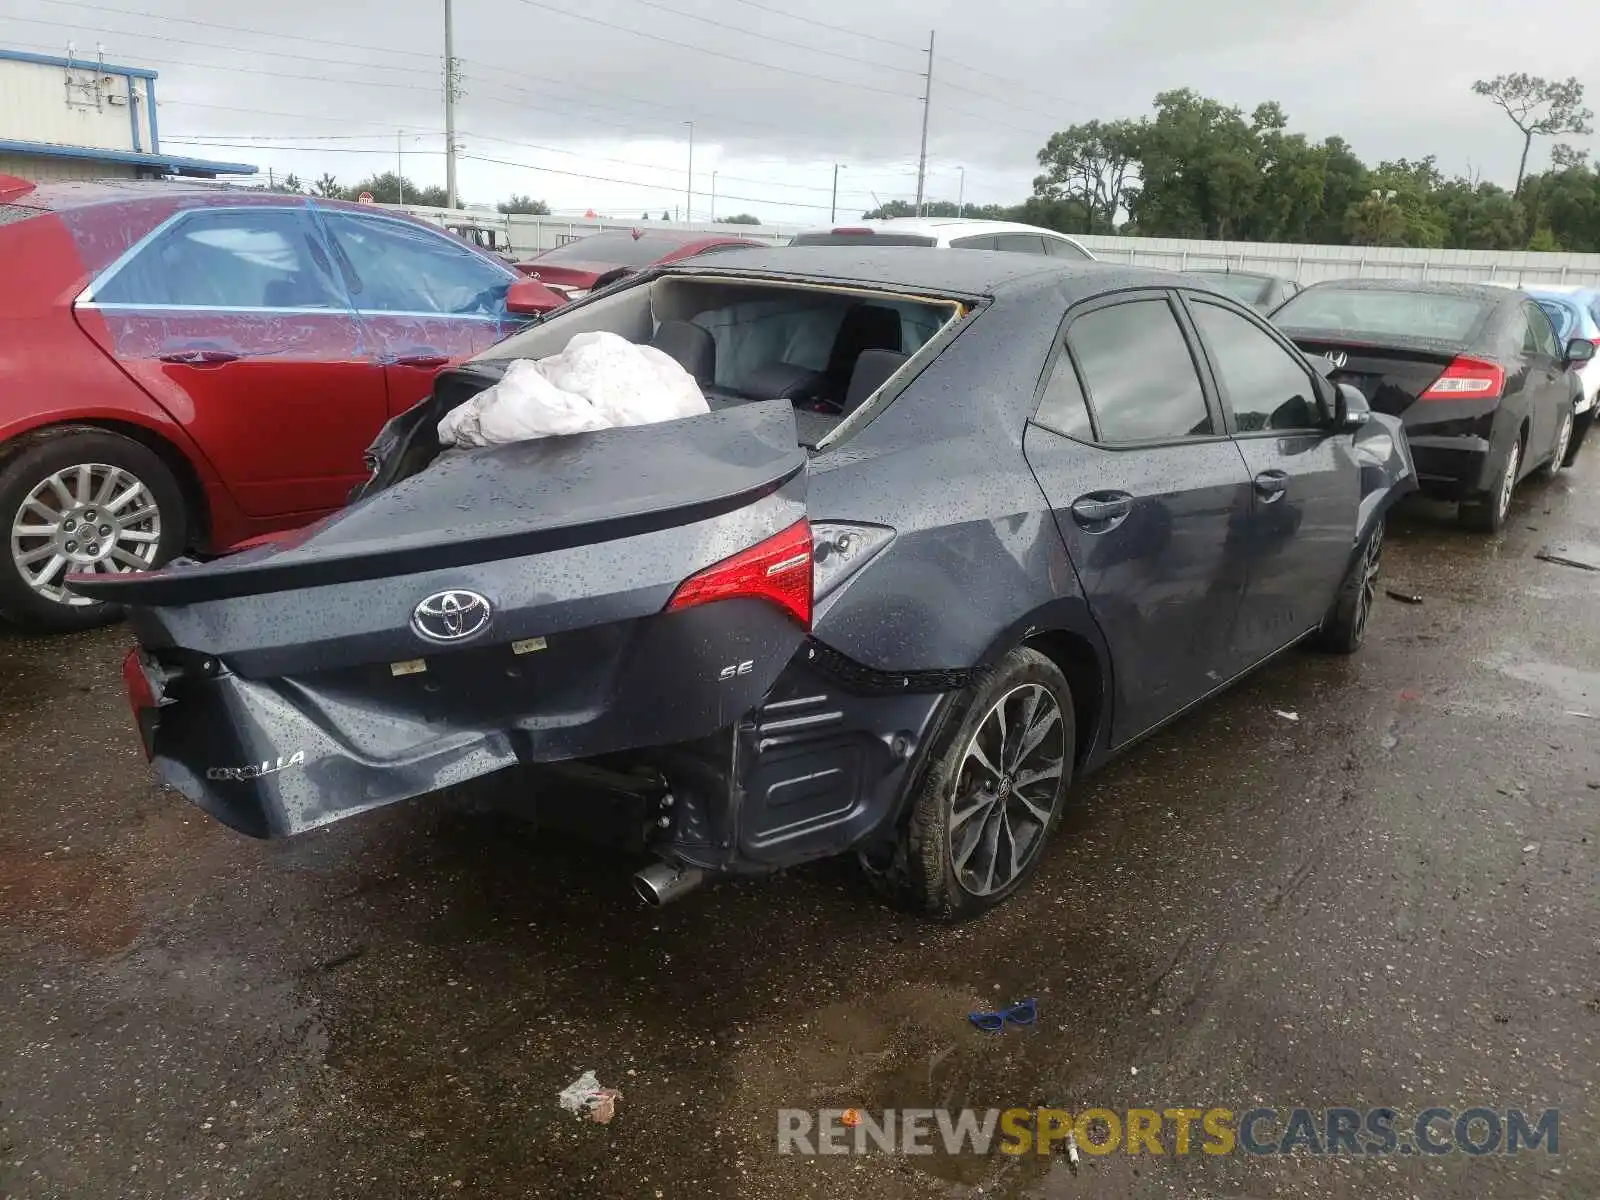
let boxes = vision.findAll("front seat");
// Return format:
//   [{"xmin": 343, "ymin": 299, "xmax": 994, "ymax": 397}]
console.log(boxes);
[
  {"xmin": 841, "ymin": 349, "xmax": 909, "ymax": 416},
  {"xmin": 650, "ymin": 320, "xmax": 716, "ymax": 386},
  {"xmin": 822, "ymin": 305, "xmax": 902, "ymax": 401}
]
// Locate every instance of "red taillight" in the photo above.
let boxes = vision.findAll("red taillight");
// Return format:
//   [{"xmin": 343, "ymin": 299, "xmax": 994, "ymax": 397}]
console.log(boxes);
[
  {"xmin": 666, "ymin": 520, "xmax": 813, "ymax": 628},
  {"xmin": 1420, "ymin": 356, "xmax": 1505, "ymax": 401},
  {"xmin": 831, "ymin": 227, "xmax": 872, "ymax": 236},
  {"xmin": 122, "ymin": 648, "xmax": 160, "ymax": 759}
]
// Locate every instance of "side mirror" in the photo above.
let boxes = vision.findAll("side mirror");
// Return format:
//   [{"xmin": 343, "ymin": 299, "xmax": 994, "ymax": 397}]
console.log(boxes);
[
  {"xmin": 1565, "ymin": 337, "xmax": 1596, "ymax": 365},
  {"xmin": 1334, "ymin": 382, "xmax": 1371, "ymax": 432},
  {"xmin": 505, "ymin": 277, "xmax": 568, "ymax": 316}
]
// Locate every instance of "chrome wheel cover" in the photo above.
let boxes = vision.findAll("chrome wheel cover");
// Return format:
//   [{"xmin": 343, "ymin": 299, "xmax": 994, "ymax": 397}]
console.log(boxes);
[
  {"xmin": 1353, "ymin": 520, "xmax": 1383, "ymax": 640},
  {"xmin": 1495, "ymin": 441, "xmax": 1521, "ymax": 525},
  {"xmin": 948, "ymin": 682, "xmax": 1068, "ymax": 897},
  {"xmin": 8, "ymin": 463, "xmax": 161, "ymax": 606}
]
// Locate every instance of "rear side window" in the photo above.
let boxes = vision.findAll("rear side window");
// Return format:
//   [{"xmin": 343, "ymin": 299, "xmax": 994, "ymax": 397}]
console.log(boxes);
[
  {"xmin": 1034, "ymin": 348, "xmax": 1094, "ymax": 441},
  {"xmin": 93, "ymin": 207, "xmax": 344, "ymax": 309},
  {"xmin": 1190, "ymin": 300, "xmax": 1320, "ymax": 432},
  {"xmin": 1067, "ymin": 299, "xmax": 1212, "ymax": 442},
  {"xmin": 949, "ymin": 234, "xmax": 996, "ymax": 250},
  {"xmin": 1044, "ymin": 237, "xmax": 1091, "ymax": 260},
  {"xmin": 994, "ymin": 233, "xmax": 1046, "ymax": 255},
  {"xmin": 1522, "ymin": 302, "xmax": 1560, "ymax": 358},
  {"xmin": 323, "ymin": 213, "xmax": 511, "ymax": 315}
]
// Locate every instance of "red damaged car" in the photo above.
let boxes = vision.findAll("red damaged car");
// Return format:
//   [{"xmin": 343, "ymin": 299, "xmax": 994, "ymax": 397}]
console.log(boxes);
[
  {"xmin": 0, "ymin": 175, "xmax": 564, "ymax": 631},
  {"xmin": 515, "ymin": 228, "xmax": 762, "ymax": 301}
]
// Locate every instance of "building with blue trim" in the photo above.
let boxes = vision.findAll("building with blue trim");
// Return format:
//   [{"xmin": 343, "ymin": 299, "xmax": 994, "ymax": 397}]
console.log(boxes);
[{"xmin": 0, "ymin": 48, "xmax": 256, "ymax": 182}]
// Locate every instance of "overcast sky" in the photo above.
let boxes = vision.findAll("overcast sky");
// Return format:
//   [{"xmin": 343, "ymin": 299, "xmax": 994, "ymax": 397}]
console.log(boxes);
[{"xmin": 6, "ymin": 0, "xmax": 1596, "ymax": 227}]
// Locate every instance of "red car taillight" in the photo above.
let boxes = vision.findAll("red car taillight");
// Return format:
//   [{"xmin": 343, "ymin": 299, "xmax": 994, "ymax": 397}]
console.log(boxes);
[
  {"xmin": 121, "ymin": 648, "xmax": 161, "ymax": 760},
  {"xmin": 1419, "ymin": 356, "xmax": 1505, "ymax": 401},
  {"xmin": 666, "ymin": 520, "xmax": 813, "ymax": 628}
]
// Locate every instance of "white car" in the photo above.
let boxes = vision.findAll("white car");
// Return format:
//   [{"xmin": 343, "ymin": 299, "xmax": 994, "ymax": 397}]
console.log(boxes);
[{"xmin": 789, "ymin": 217, "xmax": 1095, "ymax": 260}]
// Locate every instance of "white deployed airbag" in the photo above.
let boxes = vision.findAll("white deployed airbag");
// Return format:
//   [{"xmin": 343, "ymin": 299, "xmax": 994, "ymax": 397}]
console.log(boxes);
[{"xmin": 437, "ymin": 330, "xmax": 709, "ymax": 448}]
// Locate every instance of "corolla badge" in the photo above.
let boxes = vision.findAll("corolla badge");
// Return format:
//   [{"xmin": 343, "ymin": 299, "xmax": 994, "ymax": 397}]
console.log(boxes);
[
  {"xmin": 1325, "ymin": 350, "xmax": 1349, "ymax": 370},
  {"xmin": 412, "ymin": 589, "xmax": 492, "ymax": 642}
]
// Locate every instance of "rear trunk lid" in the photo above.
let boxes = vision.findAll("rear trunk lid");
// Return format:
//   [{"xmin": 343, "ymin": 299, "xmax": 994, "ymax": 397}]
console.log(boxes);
[
  {"xmin": 1288, "ymin": 335, "xmax": 1462, "ymax": 417},
  {"xmin": 75, "ymin": 400, "xmax": 813, "ymax": 837}
]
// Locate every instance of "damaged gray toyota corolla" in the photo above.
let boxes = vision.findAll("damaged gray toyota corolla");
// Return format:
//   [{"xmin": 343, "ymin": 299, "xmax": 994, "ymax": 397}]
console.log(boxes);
[{"xmin": 76, "ymin": 248, "xmax": 1415, "ymax": 920}]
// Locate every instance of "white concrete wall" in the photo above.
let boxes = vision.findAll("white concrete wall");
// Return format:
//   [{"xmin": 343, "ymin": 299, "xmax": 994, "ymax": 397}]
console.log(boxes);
[
  {"xmin": 0, "ymin": 55, "xmax": 152, "ymax": 154},
  {"xmin": 1073, "ymin": 234, "xmax": 1600, "ymax": 287}
]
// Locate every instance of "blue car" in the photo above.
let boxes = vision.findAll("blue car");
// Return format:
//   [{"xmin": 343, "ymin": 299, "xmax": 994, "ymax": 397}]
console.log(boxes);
[{"xmin": 1524, "ymin": 285, "xmax": 1600, "ymax": 461}]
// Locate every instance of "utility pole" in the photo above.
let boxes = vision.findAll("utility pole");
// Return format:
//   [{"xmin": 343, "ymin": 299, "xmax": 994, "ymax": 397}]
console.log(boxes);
[
  {"xmin": 443, "ymin": 0, "xmax": 458, "ymax": 209},
  {"xmin": 957, "ymin": 166, "xmax": 965, "ymax": 217},
  {"xmin": 914, "ymin": 30, "xmax": 934, "ymax": 217},
  {"xmin": 684, "ymin": 121, "xmax": 694, "ymax": 223},
  {"xmin": 711, "ymin": 171, "xmax": 718, "ymax": 222},
  {"xmin": 397, "ymin": 130, "xmax": 405, "ymax": 204},
  {"xmin": 831, "ymin": 162, "xmax": 844, "ymax": 223}
]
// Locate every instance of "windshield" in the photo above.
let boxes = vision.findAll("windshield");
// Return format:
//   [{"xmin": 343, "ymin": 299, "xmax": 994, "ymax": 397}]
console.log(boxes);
[
  {"xmin": 1199, "ymin": 273, "xmax": 1271, "ymax": 305},
  {"xmin": 531, "ymin": 231, "xmax": 702, "ymax": 268},
  {"xmin": 1275, "ymin": 287, "xmax": 1489, "ymax": 342}
]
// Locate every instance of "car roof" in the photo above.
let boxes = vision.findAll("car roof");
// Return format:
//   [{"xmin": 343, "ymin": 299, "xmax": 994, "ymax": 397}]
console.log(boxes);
[
  {"xmin": 793, "ymin": 216, "xmax": 1085, "ymax": 242},
  {"xmin": 1523, "ymin": 284, "xmax": 1598, "ymax": 298},
  {"xmin": 1190, "ymin": 268, "xmax": 1280, "ymax": 282},
  {"xmin": 660, "ymin": 244, "xmax": 1160, "ymax": 297}
]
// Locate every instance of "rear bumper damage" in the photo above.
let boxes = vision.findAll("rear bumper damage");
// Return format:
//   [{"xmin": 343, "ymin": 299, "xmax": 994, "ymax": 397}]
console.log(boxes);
[{"xmin": 138, "ymin": 635, "xmax": 955, "ymax": 881}]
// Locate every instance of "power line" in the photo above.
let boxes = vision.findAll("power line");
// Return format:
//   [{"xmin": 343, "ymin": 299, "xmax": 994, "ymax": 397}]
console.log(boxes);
[
  {"xmin": 156, "ymin": 97, "xmax": 438, "ymax": 133},
  {"xmin": 31, "ymin": 0, "xmax": 439, "ymax": 61},
  {"xmin": 164, "ymin": 138, "xmax": 445, "ymax": 156},
  {"xmin": 715, "ymin": 0, "xmax": 922, "ymax": 53},
  {"xmin": 504, "ymin": 0, "xmax": 915, "ymax": 102},
  {"xmin": 602, "ymin": 0, "xmax": 921, "ymax": 78}
]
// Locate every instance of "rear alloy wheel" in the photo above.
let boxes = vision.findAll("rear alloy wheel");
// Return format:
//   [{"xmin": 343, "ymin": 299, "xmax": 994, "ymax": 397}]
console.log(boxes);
[
  {"xmin": 1533, "ymin": 405, "xmax": 1574, "ymax": 482},
  {"xmin": 1460, "ymin": 436, "xmax": 1521, "ymax": 534},
  {"xmin": 0, "ymin": 430, "xmax": 187, "ymax": 632},
  {"xmin": 888, "ymin": 647, "xmax": 1075, "ymax": 921},
  {"xmin": 1314, "ymin": 518, "xmax": 1383, "ymax": 654}
]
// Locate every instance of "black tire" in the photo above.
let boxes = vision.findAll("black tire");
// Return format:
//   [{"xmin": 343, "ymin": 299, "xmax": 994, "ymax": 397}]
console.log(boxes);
[
  {"xmin": 1459, "ymin": 435, "xmax": 1521, "ymax": 534},
  {"xmin": 0, "ymin": 429, "xmax": 187, "ymax": 632},
  {"xmin": 1313, "ymin": 518, "xmax": 1383, "ymax": 654},
  {"xmin": 1532, "ymin": 403, "xmax": 1574, "ymax": 482},
  {"xmin": 887, "ymin": 647, "xmax": 1075, "ymax": 922}
]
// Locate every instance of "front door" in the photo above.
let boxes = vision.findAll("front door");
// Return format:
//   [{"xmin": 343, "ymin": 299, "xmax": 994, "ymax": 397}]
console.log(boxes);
[
  {"xmin": 1022, "ymin": 292, "xmax": 1256, "ymax": 746},
  {"xmin": 316, "ymin": 210, "xmax": 524, "ymax": 416},
  {"xmin": 76, "ymin": 203, "xmax": 386, "ymax": 522},
  {"xmin": 1520, "ymin": 300, "xmax": 1568, "ymax": 461},
  {"xmin": 1183, "ymin": 294, "xmax": 1357, "ymax": 663}
]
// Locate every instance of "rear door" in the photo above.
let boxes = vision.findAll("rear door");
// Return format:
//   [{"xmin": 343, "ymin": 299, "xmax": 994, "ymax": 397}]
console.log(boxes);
[
  {"xmin": 77, "ymin": 203, "xmax": 386, "ymax": 520},
  {"xmin": 1183, "ymin": 293, "xmax": 1356, "ymax": 662},
  {"xmin": 1520, "ymin": 300, "xmax": 1566, "ymax": 458},
  {"xmin": 1022, "ymin": 290, "xmax": 1256, "ymax": 745},
  {"xmin": 317, "ymin": 209, "xmax": 523, "ymax": 416}
]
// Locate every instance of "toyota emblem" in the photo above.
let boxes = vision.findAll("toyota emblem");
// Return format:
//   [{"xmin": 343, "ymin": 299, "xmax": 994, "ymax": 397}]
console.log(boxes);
[{"xmin": 411, "ymin": 589, "xmax": 492, "ymax": 643}]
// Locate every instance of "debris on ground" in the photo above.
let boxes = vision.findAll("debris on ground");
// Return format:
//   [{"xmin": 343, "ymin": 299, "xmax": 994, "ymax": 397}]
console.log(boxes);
[
  {"xmin": 1066, "ymin": 1127, "xmax": 1081, "ymax": 1172},
  {"xmin": 1535, "ymin": 543, "xmax": 1600, "ymax": 572},
  {"xmin": 558, "ymin": 1070, "xmax": 623, "ymax": 1124},
  {"xmin": 968, "ymin": 997, "xmax": 1038, "ymax": 1033},
  {"xmin": 316, "ymin": 944, "xmax": 365, "ymax": 971},
  {"xmin": 1565, "ymin": 711, "xmax": 1597, "ymax": 720},
  {"xmin": 1273, "ymin": 710, "xmax": 1299, "ymax": 722},
  {"xmin": 1385, "ymin": 587, "xmax": 1424, "ymax": 604}
]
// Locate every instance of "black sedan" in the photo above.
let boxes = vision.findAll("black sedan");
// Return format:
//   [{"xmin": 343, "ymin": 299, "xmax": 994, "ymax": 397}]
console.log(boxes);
[
  {"xmin": 1273, "ymin": 279, "xmax": 1593, "ymax": 532},
  {"xmin": 80, "ymin": 250, "xmax": 1415, "ymax": 920}
]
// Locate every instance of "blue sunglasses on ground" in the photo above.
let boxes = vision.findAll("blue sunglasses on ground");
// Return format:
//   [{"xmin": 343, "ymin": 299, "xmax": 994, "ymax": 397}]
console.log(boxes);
[{"xmin": 968, "ymin": 997, "xmax": 1038, "ymax": 1033}]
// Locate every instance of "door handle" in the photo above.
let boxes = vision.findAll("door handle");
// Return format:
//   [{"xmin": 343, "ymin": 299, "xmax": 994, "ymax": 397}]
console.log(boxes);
[
  {"xmin": 1254, "ymin": 470, "xmax": 1289, "ymax": 501},
  {"xmin": 159, "ymin": 348, "xmax": 241, "ymax": 366},
  {"xmin": 1070, "ymin": 493, "xmax": 1133, "ymax": 528},
  {"xmin": 391, "ymin": 353, "xmax": 450, "ymax": 368}
]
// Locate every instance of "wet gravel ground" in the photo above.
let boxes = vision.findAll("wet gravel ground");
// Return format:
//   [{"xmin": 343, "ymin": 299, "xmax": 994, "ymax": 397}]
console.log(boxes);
[{"xmin": 2, "ymin": 457, "xmax": 1598, "ymax": 1200}]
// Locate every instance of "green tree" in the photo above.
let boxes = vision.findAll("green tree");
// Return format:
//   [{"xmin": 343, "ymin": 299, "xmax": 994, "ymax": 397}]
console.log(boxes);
[
  {"xmin": 313, "ymin": 173, "xmax": 341, "ymax": 198},
  {"xmin": 720, "ymin": 213, "xmax": 761, "ymax": 225},
  {"xmin": 1032, "ymin": 118, "xmax": 1141, "ymax": 233},
  {"xmin": 1124, "ymin": 90, "xmax": 1262, "ymax": 239},
  {"xmin": 497, "ymin": 194, "xmax": 551, "ymax": 215},
  {"xmin": 1472, "ymin": 74, "xmax": 1593, "ymax": 193},
  {"xmin": 341, "ymin": 172, "xmax": 450, "ymax": 206}
]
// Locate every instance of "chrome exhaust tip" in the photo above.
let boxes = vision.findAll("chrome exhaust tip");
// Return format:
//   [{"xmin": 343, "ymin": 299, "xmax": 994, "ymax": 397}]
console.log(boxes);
[{"xmin": 633, "ymin": 860, "xmax": 707, "ymax": 906}]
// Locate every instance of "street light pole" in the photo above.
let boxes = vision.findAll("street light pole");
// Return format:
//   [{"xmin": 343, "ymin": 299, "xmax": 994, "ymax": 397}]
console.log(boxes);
[
  {"xmin": 397, "ymin": 130, "xmax": 405, "ymax": 205},
  {"xmin": 711, "ymin": 171, "xmax": 717, "ymax": 222},
  {"xmin": 957, "ymin": 166, "xmax": 965, "ymax": 217},
  {"xmin": 831, "ymin": 162, "xmax": 844, "ymax": 223},
  {"xmin": 684, "ymin": 120, "xmax": 694, "ymax": 223}
]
